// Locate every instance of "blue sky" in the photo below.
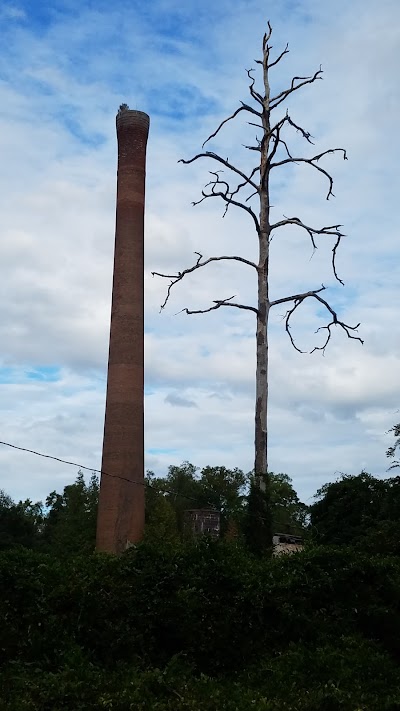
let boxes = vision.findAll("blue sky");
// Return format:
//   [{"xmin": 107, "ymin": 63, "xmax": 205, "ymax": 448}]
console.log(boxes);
[{"xmin": 0, "ymin": 0, "xmax": 399, "ymax": 503}]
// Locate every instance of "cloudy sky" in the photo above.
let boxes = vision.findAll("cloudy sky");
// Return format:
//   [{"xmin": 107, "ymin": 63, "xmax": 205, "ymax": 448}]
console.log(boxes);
[{"xmin": 0, "ymin": 0, "xmax": 399, "ymax": 504}]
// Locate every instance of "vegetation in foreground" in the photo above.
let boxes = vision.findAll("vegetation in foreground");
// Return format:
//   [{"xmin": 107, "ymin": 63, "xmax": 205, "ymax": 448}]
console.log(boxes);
[
  {"xmin": 2, "ymin": 460, "xmax": 400, "ymax": 709},
  {"xmin": 1, "ymin": 537, "xmax": 400, "ymax": 709}
]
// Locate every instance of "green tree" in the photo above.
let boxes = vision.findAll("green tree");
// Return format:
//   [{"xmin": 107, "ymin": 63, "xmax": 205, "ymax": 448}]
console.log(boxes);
[
  {"xmin": 145, "ymin": 463, "xmax": 307, "ymax": 549},
  {"xmin": 0, "ymin": 489, "xmax": 13, "ymax": 508},
  {"xmin": 270, "ymin": 472, "xmax": 309, "ymax": 535},
  {"xmin": 144, "ymin": 493, "xmax": 180, "ymax": 545},
  {"xmin": 146, "ymin": 462, "xmax": 204, "ymax": 534},
  {"xmin": 386, "ymin": 421, "xmax": 400, "ymax": 469},
  {"xmin": 42, "ymin": 471, "xmax": 99, "ymax": 556},
  {"xmin": 199, "ymin": 466, "xmax": 247, "ymax": 535},
  {"xmin": 0, "ymin": 490, "xmax": 42, "ymax": 550},
  {"xmin": 146, "ymin": 463, "xmax": 247, "ymax": 537},
  {"xmin": 310, "ymin": 472, "xmax": 387, "ymax": 546}
]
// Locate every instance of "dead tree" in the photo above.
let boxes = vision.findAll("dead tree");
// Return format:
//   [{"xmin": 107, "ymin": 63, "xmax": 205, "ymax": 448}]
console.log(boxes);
[{"xmin": 153, "ymin": 24, "xmax": 363, "ymax": 490}]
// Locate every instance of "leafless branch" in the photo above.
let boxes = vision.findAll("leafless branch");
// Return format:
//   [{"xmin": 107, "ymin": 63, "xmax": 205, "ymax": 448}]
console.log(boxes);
[
  {"xmin": 243, "ymin": 143, "xmax": 262, "ymax": 152},
  {"xmin": 246, "ymin": 189, "xmax": 259, "ymax": 202},
  {"xmin": 277, "ymin": 137, "xmax": 294, "ymax": 159},
  {"xmin": 225, "ymin": 168, "xmax": 260, "ymax": 204},
  {"xmin": 191, "ymin": 170, "xmax": 261, "ymax": 232},
  {"xmin": 271, "ymin": 287, "xmax": 363, "ymax": 354},
  {"xmin": 246, "ymin": 111, "xmax": 315, "ymax": 168},
  {"xmin": 270, "ymin": 68, "xmax": 323, "ymax": 110},
  {"xmin": 268, "ymin": 112, "xmax": 314, "ymax": 145},
  {"xmin": 270, "ymin": 215, "xmax": 346, "ymax": 283},
  {"xmin": 247, "ymin": 121, "xmax": 265, "ymax": 130},
  {"xmin": 270, "ymin": 285, "xmax": 326, "ymax": 307},
  {"xmin": 265, "ymin": 112, "xmax": 315, "ymax": 165},
  {"xmin": 271, "ymin": 148, "xmax": 348, "ymax": 200},
  {"xmin": 253, "ymin": 22, "xmax": 273, "ymax": 65},
  {"xmin": 331, "ymin": 235, "xmax": 343, "ymax": 284},
  {"xmin": 284, "ymin": 113, "xmax": 315, "ymax": 144},
  {"xmin": 268, "ymin": 43, "xmax": 289, "ymax": 69},
  {"xmin": 179, "ymin": 152, "xmax": 259, "ymax": 192},
  {"xmin": 202, "ymin": 102, "xmax": 262, "ymax": 148},
  {"xmin": 246, "ymin": 68, "xmax": 264, "ymax": 106},
  {"xmin": 268, "ymin": 126, "xmax": 280, "ymax": 163},
  {"xmin": 152, "ymin": 252, "xmax": 257, "ymax": 311},
  {"xmin": 178, "ymin": 295, "xmax": 259, "ymax": 316}
]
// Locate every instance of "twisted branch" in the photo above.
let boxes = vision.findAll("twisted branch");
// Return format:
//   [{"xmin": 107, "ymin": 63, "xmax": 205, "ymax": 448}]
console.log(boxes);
[
  {"xmin": 202, "ymin": 102, "xmax": 262, "ymax": 148},
  {"xmin": 154, "ymin": 21, "xmax": 361, "ymax": 366},
  {"xmin": 270, "ymin": 286, "xmax": 363, "ymax": 354},
  {"xmin": 177, "ymin": 295, "xmax": 258, "ymax": 316},
  {"xmin": 267, "ymin": 43, "xmax": 289, "ymax": 69},
  {"xmin": 270, "ymin": 67, "xmax": 323, "ymax": 110},
  {"xmin": 191, "ymin": 170, "xmax": 261, "ymax": 230},
  {"xmin": 246, "ymin": 68, "xmax": 264, "ymax": 107},
  {"xmin": 268, "ymin": 112, "xmax": 315, "ymax": 145},
  {"xmin": 271, "ymin": 148, "xmax": 348, "ymax": 200},
  {"xmin": 270, "ymin": 215, "xmax": 346, "ymax": 284},
  {"xmin": 179, "ymin": 152, "xmax": 259, "ymax": 193},
  {"xmin": 152, "ymin": 252, "xmax": 257, "ymax": 312}
]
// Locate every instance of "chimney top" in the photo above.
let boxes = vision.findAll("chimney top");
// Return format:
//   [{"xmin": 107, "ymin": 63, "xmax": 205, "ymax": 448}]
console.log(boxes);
[{"xmin": 116, "ymin": 105, "xmax": 150, "ymax": 132}]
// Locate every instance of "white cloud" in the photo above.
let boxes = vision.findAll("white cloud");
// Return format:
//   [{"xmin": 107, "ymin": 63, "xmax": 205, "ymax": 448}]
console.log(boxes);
[{"xmin": 0, "ymin": 0, "xmax": 399, "ymax": 504}]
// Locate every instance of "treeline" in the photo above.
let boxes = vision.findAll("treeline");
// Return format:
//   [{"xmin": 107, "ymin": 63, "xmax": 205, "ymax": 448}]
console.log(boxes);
[
  {"xmin": 2, "ymin": 464, "xmax": 400, "ymax": 556},
  {"xmin": 0, "ymin": 464, "xmax": 308, "ymax": 555},
  {"xmin": 0, "ymin": 471, "xmax": 98, "ymax": 556}
]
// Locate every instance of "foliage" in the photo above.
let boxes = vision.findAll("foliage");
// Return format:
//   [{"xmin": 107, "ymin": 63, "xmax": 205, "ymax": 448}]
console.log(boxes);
[
  {"xmin": 1, "ymin": 543, "xmax": 400, "ymax": 709},
  {"xmin": 0, "ymin": 490, "xmax": 43, "ymax": 551},
  {"xmin": 0, "ymin": 489, "xmax": 13, "ymax": 508},
  {"xmin": 269, "ymin": 472, "xmax": 309, "ymax": 535},
  {"xmin": 146, "ymin": 464, "xmax": 307, "ymax": 547},
  {"xmin": 0, "ymin": 472, "xmax": 99, "ymax": 555},
  {"xmin": 387, "ymin": 421, "xmax": 400, "ymax": 469},
  {"xmin": 146, "ymin": 462, "xmax": 205, "ymax": 534},
  {"xmin": 243, "ymin": 475, "xmax": 273, "ymax": 554},
  {"xmin": 3, "ymin": 639, "xmax": 400, "ymax": 711},
  {"xmin": 310, "ymin": 472, "xmax": 400, "ymax": 553},
  {"xmin": 41, "ymin": 471, "xmax": 99, "ymax": 556},
  {"xmin": 0, "ymin": 503, "xmax": 39, "ymax": 550},
  {"xmin": 144, "ymin": 493, "xmax": 180, "ymax": 545},
  {"xmin": 146, "ymin": 463, "xmax": 248, "ymax": 536},
  {"xmin": 0, "ymin": 462, "xmax": 310, "ymax": 557}
]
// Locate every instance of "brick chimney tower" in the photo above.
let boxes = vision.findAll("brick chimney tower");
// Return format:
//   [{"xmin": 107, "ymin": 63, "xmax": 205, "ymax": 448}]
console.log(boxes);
[{"xmin": 96, "ymin": 105, "xmax": 150, "ymax": 554}]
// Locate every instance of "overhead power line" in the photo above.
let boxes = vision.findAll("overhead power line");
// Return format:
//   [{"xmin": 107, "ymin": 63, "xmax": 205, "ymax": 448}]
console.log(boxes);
[
  {"xmin": 0, "ymin": 439, "xmax": 233, "ymax": 508},
  {"xmin": 0, "ymin": 439, "xmax": 200, "ymax": 501},
  {"xmin": 0, "ymin": 439, "xmax": 308, "ymax": 533}
]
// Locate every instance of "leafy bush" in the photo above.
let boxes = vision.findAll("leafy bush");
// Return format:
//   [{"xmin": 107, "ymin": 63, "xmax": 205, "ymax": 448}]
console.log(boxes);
[
  {"xmin": 3, "ymin": 640, "xmax": 400, "ymax": 710},
  {"xmin": 1, "ymin": 542, "xmax": 400, "ymax": 709}
]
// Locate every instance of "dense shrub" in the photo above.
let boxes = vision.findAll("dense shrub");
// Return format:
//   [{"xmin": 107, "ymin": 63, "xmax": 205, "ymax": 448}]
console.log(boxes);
[
  {"xmin": 1, "ymin": 542, "xmax": 400, "ymax": 709},
  {"xmin": 3, "ymin": 640, "xmax": 400, "ymax": 710}
]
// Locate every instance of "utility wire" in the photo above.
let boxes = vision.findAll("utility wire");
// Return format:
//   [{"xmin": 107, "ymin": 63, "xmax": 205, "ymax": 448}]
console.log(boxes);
[
  {"xmin": 0, "ymin": 439, "xmax": 255, "ymax": 511},
  {"xmin": 0, "ymin": 439, "xmax": 208, "ymax": 504},
  {"xmin": 0, "ymin": 439, "xmax": 306, "ymax": 533}
]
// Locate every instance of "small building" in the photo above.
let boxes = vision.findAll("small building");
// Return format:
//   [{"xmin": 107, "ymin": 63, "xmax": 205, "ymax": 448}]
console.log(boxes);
[
  {"xmin": 272, "ymin": 532, "xmax": 303, "ymax": 556},
  {"xmin": 184, "ymin": 509, "xmax": 221, "ymax": 539}
]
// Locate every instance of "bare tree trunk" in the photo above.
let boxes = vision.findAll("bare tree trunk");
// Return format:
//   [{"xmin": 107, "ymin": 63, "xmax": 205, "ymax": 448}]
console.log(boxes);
[
  {"xmin": 255, "ymin": 269, "xmax": 269, "ymax": 486},
  {"xmin": 255, "ymin": 39, "xmax": 271, "ymax": 488}
]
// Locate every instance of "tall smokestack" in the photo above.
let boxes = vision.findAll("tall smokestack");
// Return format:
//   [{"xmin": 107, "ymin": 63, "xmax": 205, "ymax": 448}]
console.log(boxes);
[{"xmin": 96, "ymin": 105, "xmax": 150, "ymax": 554}]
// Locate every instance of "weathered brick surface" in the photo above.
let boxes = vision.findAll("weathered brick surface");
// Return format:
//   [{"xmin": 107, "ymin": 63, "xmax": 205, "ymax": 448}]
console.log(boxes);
[
  {"xmin": 184, "ymin": 509, "xmax": 221, "ymax": 539},
  {"xmin": 96, "ymin": 109, "xmax": 149, "ymax": 554}
]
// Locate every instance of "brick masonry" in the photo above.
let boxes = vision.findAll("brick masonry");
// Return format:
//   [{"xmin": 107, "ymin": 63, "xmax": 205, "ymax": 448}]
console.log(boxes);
[{"xmin": 96, "ymin": 108, "xmax": 150, "ymax": 554}]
